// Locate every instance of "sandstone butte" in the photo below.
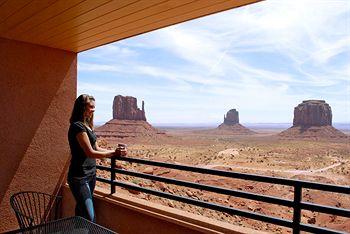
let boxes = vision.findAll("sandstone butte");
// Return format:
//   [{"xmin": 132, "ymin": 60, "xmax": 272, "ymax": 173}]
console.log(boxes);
[
  {"xmin": 95, "ymin": 95, "xmax": 164, "ymax": 138},
  {"xmin": 211, "ymin": 109, "xmax": 255, "ymax": 135},
  {"xmin": 279, "ymin": 100, "xmax": 347, "ymax": 138}
]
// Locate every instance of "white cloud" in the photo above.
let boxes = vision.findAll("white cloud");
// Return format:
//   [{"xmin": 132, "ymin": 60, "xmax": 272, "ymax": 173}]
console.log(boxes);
[
  {"xmin": 310, "ymin": 37, "xmax": 350, "ymax": 64},
  {"xmin": 79, "ymin": 0, "xmax": 350, "ymax": 123},
  {"xmin": 78, "ymin": 63, "xmax": 123, "ymax": 72},
  {"xmin": 79, "ymin": 44, "xmax": 138, "ymax": 60}
]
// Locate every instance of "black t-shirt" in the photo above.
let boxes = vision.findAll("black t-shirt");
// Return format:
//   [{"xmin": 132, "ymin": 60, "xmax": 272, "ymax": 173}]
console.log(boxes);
[{"xmin": 68, "ymin": 121, "xmax": 97, "ymax": 179}]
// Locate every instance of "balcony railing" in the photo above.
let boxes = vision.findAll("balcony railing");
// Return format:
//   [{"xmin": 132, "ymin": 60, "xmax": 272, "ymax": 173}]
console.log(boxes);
[{"xmin": 96, "ymin": 156, "xmax": 350, "ymax": 234}]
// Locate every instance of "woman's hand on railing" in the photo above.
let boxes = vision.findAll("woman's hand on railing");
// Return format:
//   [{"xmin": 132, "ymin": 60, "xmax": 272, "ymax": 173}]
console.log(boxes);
[{"xmin": 115, "ymin": 144, "xmax": 127, "ymax": 157}]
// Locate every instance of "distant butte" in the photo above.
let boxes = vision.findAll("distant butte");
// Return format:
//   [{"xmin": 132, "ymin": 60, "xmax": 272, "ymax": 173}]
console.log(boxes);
[
  {"xmin": 95, "ymin": 95, "xmax": 164, "ymax": 138},
  {"xmin": 215, "ymin": 109, "xmax": 255, "ymax": 135},
  {"xmin": 113, "ymin": 95, "xmax": 146, "ymax": 121},
  {"xmin": 223, "ymin": 109, "xmax": 239, "ymax": 125},
  {"xmin": 279, "ymin": 100, "xmax": 347, "ymax": 138}
]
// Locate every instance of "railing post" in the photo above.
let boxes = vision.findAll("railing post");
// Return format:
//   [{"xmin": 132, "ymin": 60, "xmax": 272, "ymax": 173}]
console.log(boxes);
[
  {"xmin": 292, "ymin": 183, "xmax": 302, "ymax": 234},
  {"xmin": 110, "ymin": 156, "xmax": 116, "ymax": 194}
]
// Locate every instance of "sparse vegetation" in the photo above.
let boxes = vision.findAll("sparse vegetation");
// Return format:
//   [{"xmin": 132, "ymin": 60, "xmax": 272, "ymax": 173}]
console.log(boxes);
[{"xmin": 96, "ymin": 128, "xmax": 349, "ymax": 233}]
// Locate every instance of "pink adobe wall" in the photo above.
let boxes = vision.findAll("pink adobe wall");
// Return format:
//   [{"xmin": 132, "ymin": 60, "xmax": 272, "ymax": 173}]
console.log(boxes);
[
  {"xmin": 61, "ymin": 186, "xmax": 261, "ymax": 234},
  {"xmin": 0, "ymin": 37, "xmax": 76, "ymax": 232}
]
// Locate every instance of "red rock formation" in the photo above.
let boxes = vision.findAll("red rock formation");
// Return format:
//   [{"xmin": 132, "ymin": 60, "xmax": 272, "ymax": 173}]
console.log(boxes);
[
  {"xmin": 224, "ymin": 109, "xmax": 239, "ymax": 125},
  {"xmin": 95, "ymin": 119, "xmax": 164, "ymax": 138},
  {"xmin": 279, "ymin": 125, "xmax": 347, "ymax": 138},
  {"xmin": 113, "ymin": 95, "xmax": 146, "ymax": 121},
  {"xmin": 293, "ymin": 100, "xmax": 332, "ymax": 127},
  {"xmin": 216, "ymin": 123, "xmax": 255, "ymax": 135},
  {"xmin": 280, "ymin": 100, "xmax": 347, "ymax": 138},
  {"xmin": 96, "ymin": 95, "xmax": 164, "ymax": 139},
  {"xmin": 200, "ymin": 108, "xmax": 255, "ymax": 135}
]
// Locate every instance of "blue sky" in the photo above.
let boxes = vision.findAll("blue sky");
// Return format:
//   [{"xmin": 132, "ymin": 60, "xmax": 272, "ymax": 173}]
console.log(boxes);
[{"xmin": 78, "ymin": 0, "xmax": 350, "ymax": 125}]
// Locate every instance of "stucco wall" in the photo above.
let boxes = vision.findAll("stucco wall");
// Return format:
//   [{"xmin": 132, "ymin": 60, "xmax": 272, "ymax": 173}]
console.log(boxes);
[
  {"xmin": 0, "ymin": 37, "xmax": 76, "ymax": 232},
  {"xmin": 61, "ymin": 185, "xmax": 263, "ymax": 234}
]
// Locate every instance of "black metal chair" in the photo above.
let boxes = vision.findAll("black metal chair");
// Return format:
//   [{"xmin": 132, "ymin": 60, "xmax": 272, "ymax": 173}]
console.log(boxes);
[{"xmin": 10, "ymin": 191, "xmax": 62, "ymax": 230}]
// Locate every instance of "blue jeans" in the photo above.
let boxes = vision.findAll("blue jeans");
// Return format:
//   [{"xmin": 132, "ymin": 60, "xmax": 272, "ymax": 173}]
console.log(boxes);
[{"xmin": 68, "ymin": 175, "xmax": 96, "ymax": 222}]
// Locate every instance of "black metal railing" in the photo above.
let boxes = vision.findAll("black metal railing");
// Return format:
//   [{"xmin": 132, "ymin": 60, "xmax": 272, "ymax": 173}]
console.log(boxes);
[{"xmin": 96, "ymin": 156, "xmax": 350, "ymax": 234}]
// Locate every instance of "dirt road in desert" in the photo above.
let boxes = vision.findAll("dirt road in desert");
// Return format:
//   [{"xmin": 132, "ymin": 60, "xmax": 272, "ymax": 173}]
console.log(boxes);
[
  {"xmin": 197, "ymin": 148, "xmax": 348, "ymax": 176},
  {"xmin": 201, "ymin": 161, "xmax": 345, "ymax": 175}
]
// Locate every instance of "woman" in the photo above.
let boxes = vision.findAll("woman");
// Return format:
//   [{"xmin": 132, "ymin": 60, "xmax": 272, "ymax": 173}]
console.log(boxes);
[{"xmin": 67, "ymin": 94, "xmax": 126, "ymax": 222}]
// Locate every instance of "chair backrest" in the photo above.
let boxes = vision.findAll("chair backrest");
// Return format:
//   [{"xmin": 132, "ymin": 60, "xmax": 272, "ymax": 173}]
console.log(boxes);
[{"xmin": 10, "ymin": 191, "xmax": 62, "ymax": 229}]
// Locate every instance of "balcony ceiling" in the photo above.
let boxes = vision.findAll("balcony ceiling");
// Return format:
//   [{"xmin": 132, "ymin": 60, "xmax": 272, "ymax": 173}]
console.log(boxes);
[{"xmin": 0, "ymin": 0, "xmax": 260, "ymax": 52}]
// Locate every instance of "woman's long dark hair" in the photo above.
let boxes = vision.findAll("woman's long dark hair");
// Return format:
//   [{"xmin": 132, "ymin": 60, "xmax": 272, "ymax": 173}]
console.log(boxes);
[{"xmin": 70, "ymin": 94, "xmax": 95, "ymax": 129}]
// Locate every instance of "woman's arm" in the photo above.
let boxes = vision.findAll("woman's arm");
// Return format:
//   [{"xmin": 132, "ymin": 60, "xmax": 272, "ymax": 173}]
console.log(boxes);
[
  {"xmin": 76, "ymin": 132, "xmax": 115, "ymax": 159},
  {"xmin": 95, "ymin": 143, "xmax": 110, "ymax": 152},
  {"xmin": 96, "ymin": 140, "xmax": 128, "ymax": 157}
]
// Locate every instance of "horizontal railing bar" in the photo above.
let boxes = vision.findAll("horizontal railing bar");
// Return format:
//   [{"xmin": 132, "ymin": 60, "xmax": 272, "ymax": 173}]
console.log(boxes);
[
  {"xmin": 300, "ymin": 223, "xmax": 348, "ymax": 234},
  {"xmin": 301, "ymin": 202, "xmax": 350, "ymax": 218},
  {"xmin": 97, "ymin": 163, "xmax": 350, "ymax": 217},
  {"xmin": 296, "ymin": 181, "xmax": 350, "ymax": 194},
  {"xmin": 114, "ymin": 157, "xmax": 295, "ymax": 186},
  {"xmin": 96, "ymin": 177, "xmax": 293, "ymax": 228},
  {"xmin": 111, "ymin": 168, "xmax": 294, "ymax": 207},
  {"xmin": 97, "ymin": 159, "xmax": 350, "ymax": 234},
  {"xmin": 113, "ymin": 157, "xmax": 350, "ymax": 194},
  {"xmin": 96, "ymin": 165, "xmax": 112, "ymax": 171}
]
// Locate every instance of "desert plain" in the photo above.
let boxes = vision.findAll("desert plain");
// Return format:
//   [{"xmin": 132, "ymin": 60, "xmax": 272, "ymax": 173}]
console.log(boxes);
[{"xmin": 96, "ymin": 126, "xmax": 349, "ymax": 233}]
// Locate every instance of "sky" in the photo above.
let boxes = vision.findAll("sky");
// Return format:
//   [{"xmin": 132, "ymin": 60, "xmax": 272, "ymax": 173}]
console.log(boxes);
[{"xmin": 78, "ymin": 0, "xmax": 350, "ymax": 125}]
